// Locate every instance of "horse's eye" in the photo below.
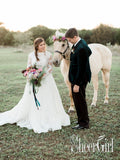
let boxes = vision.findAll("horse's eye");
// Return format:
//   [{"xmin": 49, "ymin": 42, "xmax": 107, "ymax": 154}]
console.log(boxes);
[{"xmin": 62, "ymin": 44, "xmax": 65, "ymax": 47}]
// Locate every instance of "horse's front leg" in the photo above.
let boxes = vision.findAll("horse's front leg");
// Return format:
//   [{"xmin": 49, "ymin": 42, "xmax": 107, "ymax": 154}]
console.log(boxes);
[
  {"xmin": 65, "ymin": 79, "xmax": 75, "ymax": 112},
  {"xmin": 68, "ymin": 85, "xmax": 75, "ymax": 113}
]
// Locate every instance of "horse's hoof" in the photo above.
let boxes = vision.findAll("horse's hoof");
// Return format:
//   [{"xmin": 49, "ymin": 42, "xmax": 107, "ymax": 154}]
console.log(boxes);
[
  {"xmin": 68, "ymin": 107, "xmax": 75, "ymax": 113},
  {"xmin": 104, "ymin": 100, "xmax": 108, "ymax": 104},
  {"xmin": 91, "ymin": 102, "xmax": 96, "ymax": 106},
  {"xmin": 68, "ymin": 110, "xmax": 75, "ymax": 113}
]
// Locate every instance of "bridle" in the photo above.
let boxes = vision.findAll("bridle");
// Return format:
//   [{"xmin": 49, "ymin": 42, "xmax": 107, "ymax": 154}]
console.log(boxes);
[{"xmin": 54, "ymin": 39, "xmax": 70, "ymax": 59}]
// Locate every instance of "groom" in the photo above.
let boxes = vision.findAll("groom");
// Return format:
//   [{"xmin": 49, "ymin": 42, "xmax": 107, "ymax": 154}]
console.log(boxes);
[{"xmin": 65, "ymin": 28, "xmax": 92, "ymax": 129}]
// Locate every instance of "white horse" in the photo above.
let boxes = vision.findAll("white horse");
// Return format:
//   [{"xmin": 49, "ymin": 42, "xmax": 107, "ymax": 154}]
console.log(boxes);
[{"xmin": 53, "ymin": 32, "xmax": 112, "ymax": 112}]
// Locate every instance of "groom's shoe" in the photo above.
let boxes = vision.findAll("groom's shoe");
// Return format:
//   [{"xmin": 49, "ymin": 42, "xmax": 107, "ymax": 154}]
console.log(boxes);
[
  {"xmin": 74, "ymin": 121, "xmax": 79, "ymax": 124},
  {"xmin": 72, "ymin": 124, "xmax": 89, "ymax": 130}
]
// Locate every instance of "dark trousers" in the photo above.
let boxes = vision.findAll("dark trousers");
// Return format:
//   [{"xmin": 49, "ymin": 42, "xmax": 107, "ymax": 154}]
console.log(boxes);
[{"xmin": 71, "ymin": 81, "xmax": 89, "ymax": 127}]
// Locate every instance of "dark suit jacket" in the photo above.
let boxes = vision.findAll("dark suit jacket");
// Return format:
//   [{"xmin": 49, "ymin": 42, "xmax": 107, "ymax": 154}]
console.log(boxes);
[{"xmin": 69, "ymin": 39, "xmax": 92, "ymax": 86}]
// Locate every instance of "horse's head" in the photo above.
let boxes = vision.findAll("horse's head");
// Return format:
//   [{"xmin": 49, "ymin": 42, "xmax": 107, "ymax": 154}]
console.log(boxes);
[{"xmin": 53, "ymin": 31, "xmax": 71, "ymax": 67}]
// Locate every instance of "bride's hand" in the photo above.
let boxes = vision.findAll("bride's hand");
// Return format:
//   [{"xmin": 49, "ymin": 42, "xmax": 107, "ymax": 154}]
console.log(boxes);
[
  {"xmin": 73, "ymin": 85, "xmax": 79, "ymax": 93},
  {"xmin": 48, "ymin": 69, "xmax": 52, "ymax": 73}
]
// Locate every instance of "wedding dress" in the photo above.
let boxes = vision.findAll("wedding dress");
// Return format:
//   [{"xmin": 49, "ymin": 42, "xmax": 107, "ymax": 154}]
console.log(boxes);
[{"xmin": 0, "ymin": 51, "xmax": 70, "ymax": 133}]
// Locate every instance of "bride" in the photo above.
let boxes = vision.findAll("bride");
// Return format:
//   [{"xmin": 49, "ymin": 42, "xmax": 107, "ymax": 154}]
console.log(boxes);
[{"xmin": 0, "ymin": 37, "xmax": 70, "ymax": 133}]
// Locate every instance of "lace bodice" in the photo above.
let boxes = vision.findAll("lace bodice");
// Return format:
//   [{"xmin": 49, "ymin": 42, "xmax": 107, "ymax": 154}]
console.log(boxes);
[{"xmin": 27, "ymin": 51, "xmax": 53, "ymax": 75}]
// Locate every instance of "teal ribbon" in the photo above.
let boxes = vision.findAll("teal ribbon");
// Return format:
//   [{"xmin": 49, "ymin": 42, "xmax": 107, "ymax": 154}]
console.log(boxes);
[{"xmin": 32, "ymin": 83, "xmax": 40, "ymax": 109}]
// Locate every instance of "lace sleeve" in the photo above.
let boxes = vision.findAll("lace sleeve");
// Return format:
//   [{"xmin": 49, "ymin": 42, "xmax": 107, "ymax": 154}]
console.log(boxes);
[
  {"xmin": 27, "ymin": 54, "xmax": 32, "ymax": 68},
  {"xmin": 46, "ymin": 53, "xmax": 53, "ymax": 74}
]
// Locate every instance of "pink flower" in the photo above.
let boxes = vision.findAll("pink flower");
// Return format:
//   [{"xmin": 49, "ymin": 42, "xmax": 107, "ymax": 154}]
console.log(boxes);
[
  {"xmin": 38, "ymin": 68, "xmax": 42, "ymax": 72},
  {"xmin": 35, "ymin": 72, "xmax": 39, "ymax": 77},
  {"xmin": 31, "ymin": 69, "xmax": 36, "ymax": 72},
  {"xmin": 24, "ymin": 71, "xmax": 28, "ymax": 77},
  {"xmin": 52, "ymin": 35, "xmax": 56, "ymax": 41},
  {"xmin": 43, "ymin": 73, "xmax": 46, "ymax": 77},
  {"xmin": 61, "ymin": 37, "xmax": 66, "ymax": 41}
]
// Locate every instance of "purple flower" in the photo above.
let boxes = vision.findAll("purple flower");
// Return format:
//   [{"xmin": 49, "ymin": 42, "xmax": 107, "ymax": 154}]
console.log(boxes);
[
  {"xmin": 52, "ymin": 35, "xmax": 56, "ymax": 41},
  {"xmin": 61, "ymin": 37, "xmax": 66, "ymax": 41}
]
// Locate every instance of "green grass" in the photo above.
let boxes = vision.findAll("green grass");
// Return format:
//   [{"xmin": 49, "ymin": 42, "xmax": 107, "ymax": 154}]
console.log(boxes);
[{"xmin": 0, "ymin": 46, "xmax": 120, "ymax": 160}]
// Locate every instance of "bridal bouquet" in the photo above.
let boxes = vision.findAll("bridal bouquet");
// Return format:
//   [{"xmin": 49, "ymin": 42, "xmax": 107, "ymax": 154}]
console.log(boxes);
[
  {"xmin": 22, "ymin": 64, "xmax": 46, "ymax": 109},
  {"xmin": 22, "ymin": 64, "xmax": 46, "ymax": 87}
]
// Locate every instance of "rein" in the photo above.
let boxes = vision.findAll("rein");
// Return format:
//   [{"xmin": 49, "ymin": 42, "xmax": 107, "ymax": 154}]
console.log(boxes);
[{"xmin": 54, "ymin": 40, "xmax": 70, "ymax": 60}]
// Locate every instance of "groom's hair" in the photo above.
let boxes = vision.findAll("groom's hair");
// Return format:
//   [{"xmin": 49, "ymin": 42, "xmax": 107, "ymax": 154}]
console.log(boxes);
[{"xmin": 65, "ymin": 28, "xmax": 79, "ymax": 38}]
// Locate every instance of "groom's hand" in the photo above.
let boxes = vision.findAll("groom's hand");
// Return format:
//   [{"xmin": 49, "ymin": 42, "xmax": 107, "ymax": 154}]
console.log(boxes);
[{"xmin": 73, "ymin": 85, "xmax": 79, "ymax": 93}]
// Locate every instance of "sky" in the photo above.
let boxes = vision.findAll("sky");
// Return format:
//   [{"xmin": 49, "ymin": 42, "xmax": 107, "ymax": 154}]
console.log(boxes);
[{"xmin": 0, "ymin": 0, "xmax": 120, "ymax": 32}]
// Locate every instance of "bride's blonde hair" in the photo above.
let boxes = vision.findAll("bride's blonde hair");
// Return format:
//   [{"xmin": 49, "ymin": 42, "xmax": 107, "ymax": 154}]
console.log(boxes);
[{"xmin": 34, "ymin": 37, "xmax": 45, "ymax": 61}]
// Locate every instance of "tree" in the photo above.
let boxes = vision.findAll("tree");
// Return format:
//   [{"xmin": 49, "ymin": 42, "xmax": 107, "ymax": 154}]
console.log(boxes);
[
  {"xmin": 90, "ymin": 24, "xmax": 115, "ymax": 45},
  {"xmin": 78, "ymin": 29, "xmax": 93, "ymax": 44},
  {"xmin": 115, "ymin": 28, "xmax": 120, "ymax": 45},
  {"xmin": 0, "ymin": 27, "xmax": 14, "ymax": 45},
  {"xmin": 0, "ymin": 22, "xmax": 3, "ymax": 26},
  {"xmin": 13, "ymin": 31, "xmax": 33, "ymax": 45},
  {"xmin": 4, "ymin": 32, "xmax": 14, "ymax": 45},
  {"xmin": 0, "ymin": 27, "xmax": 7, "ymax": 45},
  {"xmin": 28, "ymin": 25, "xmax": 55, "ymax": 44}
]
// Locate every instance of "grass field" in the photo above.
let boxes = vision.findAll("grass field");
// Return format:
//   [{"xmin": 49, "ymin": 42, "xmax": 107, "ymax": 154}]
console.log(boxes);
[{"xmin": 0, "ymin": 45, "xmax": 120, "ymax": 160}]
